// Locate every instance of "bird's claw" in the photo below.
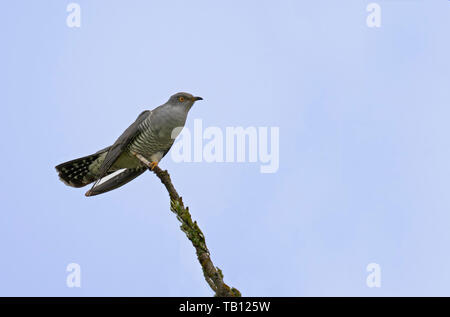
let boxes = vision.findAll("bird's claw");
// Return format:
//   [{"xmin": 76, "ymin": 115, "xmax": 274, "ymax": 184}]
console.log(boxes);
[{"xmin": 149, "ymin": 161, "xmax": 158, "ymax": 170}]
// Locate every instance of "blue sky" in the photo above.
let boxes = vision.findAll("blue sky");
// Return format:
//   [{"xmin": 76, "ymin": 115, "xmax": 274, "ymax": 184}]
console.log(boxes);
[{"xmin": 1, "ymin": 0, "xmax": 449, "ymax": 296}]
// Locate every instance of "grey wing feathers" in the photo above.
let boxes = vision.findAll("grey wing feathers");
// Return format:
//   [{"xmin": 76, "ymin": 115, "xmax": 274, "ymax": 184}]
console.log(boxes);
[
  {"xmin": 85, "ymin": 167, "xmax": 147, "ymax": 196},
  {"xmin": 95, "ymin": 145, "xmax": 112, "ymax": 154},
  {"xmin": 98, "ymin": 110, "xmax": 151, "ymax": 176}
]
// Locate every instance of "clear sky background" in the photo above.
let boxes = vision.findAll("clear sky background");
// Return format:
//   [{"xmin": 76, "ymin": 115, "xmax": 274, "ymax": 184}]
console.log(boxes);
[{"xmin": 1, "ymin": 1, "xmax": 449, "ymax": 296}]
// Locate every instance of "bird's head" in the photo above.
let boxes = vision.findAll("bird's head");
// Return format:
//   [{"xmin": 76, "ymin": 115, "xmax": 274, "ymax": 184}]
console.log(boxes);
[{"xmin": 168, "ymin": 92, "xmax": 203, "ymax": 111}]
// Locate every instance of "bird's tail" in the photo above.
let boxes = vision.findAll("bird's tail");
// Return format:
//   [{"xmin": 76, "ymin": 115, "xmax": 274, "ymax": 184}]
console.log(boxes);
[{"xmin": 55, "ymin": 148, "xmax": 110, "ymax": 188}]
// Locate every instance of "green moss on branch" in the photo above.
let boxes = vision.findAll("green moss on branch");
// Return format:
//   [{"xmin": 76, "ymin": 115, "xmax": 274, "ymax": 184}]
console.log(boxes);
[{"xmin": 150, "ymin": 166, "xmax": 240, "ymax": 297}]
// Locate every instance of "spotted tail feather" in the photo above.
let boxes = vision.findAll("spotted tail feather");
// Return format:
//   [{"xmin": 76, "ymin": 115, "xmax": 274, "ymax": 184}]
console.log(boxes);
[{"xmin": 55, "ymin": 147, "xmax": 110, "ymax": 188}]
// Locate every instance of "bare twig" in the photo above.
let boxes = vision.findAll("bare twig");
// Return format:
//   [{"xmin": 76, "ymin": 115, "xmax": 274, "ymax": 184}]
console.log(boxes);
[{"xmin": 150, "ymin": 165, "xmax": 241, "ymax": 297}]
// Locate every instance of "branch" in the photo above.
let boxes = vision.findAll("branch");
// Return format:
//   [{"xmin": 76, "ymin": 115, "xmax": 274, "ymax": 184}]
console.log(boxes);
[{"xmin": 150, "ymin": 165, "xmax": 241, "ymax": 297}]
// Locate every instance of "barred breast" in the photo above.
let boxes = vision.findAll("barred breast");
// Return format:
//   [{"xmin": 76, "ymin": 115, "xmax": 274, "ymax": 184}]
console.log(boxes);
[{"xmin": 128, "ymin": 111, "xmax": 178, "ymax": 163}]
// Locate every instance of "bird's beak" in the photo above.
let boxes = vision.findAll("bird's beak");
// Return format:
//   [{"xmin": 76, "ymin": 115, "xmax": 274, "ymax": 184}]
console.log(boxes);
[{"xmin": 192, "ymin": 96, "xmax": 203, "ymax": 101}]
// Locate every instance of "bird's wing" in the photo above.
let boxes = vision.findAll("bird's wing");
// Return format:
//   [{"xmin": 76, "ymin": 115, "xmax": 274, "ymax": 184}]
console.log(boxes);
[
  {"xmin": 98, "ymin": 110, "xmax": 151, "ymax": 176},
  {"xmin": 85, "ymin": 166, "xmax": 147, "ymax": 196}
]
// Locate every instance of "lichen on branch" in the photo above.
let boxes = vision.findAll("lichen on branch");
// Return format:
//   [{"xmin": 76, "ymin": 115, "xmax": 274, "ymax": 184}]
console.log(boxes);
[{"xmin": 150, "ymin": 165, "xmax": 241, "ymax": 297}]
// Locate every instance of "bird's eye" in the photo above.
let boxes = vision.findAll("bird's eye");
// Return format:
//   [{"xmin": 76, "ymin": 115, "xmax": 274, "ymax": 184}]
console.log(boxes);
[{"xmin": 178, "ymin": 96, "xmax": 185, "ymax": 102}]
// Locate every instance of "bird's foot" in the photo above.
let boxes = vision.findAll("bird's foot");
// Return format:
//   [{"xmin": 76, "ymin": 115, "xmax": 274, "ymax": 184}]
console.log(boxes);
[{"xmin": 148, "ymin": 161, "xmax": 158, "ymax": 170}]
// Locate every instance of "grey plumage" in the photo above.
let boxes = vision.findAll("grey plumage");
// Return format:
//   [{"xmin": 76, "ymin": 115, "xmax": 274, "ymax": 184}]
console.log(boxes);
[
  {"xmin": 55, "ymin": 92, "xmax": 202, "ymax": 196},
  {"xmin": 84, "ymin": 167, "xmax": 147, "ymax": 196}
]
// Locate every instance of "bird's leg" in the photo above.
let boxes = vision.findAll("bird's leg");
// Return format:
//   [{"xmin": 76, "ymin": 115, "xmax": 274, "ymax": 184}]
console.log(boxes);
[
  {"xmin": 148, "ymin": 161, "xmax": 158, "ymax": 170},
  {"xmin": 131, "ymin": 151, "xmax": 158, "ymax": 170}
]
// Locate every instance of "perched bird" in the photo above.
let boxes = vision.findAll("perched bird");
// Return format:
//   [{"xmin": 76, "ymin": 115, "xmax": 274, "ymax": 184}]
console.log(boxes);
[{"xmin": 55, "ymin": 92, "xmax": 202, "ymax": 196}]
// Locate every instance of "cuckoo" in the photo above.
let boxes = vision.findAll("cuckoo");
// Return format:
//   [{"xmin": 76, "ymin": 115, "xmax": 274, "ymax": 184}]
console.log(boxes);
[{"xmin": 55, "ymin": 92, "xmax": 202, "ymax": 196}]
